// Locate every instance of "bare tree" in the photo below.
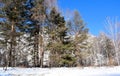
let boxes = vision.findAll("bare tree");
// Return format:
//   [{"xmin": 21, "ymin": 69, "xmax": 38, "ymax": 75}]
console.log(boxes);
[{"xmin": 105, "ymin": 17, "xmax": 120, "ymax": 65}]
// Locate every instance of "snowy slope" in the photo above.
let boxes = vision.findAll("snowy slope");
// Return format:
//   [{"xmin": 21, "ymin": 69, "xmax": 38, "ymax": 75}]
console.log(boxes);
[{"xmin": 0, "ymin": 66, "xmax": 120, "ymax": 76}]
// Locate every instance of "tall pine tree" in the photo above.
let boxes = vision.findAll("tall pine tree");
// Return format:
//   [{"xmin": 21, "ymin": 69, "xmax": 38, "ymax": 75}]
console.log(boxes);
[{"xmin": 1, "ymin": 0, "xmax": 26, "ymax": 67}]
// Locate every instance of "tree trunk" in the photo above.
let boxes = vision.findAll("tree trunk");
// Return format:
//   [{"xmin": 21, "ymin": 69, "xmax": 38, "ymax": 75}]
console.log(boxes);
[
  {"xmin": 9, "ymin": 21, "xmax": 16, "ymax": 67},
  {"xmin": 40, "ymin": 45, "xmax": 44, "ymax": 68}
]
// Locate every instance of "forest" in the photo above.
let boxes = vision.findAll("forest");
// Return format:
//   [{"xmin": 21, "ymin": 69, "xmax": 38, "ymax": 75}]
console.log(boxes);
[{"xmin": 0, "ymin": 0, "xmax": 120, "ymax": 69}]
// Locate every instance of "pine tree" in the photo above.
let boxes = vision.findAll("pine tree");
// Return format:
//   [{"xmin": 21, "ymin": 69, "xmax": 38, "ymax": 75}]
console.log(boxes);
[
  {"xmin": 46, "ymin": 8, "xmax": 76, "ymax": 67},
  {"xmin": 1, "ymin": 0, "xmax": 26, "ymax": 67}
]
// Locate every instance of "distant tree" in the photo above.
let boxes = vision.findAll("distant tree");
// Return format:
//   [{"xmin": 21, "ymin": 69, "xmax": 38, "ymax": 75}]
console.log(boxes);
[
  {"xmin": 67, "ymin": 10, "xmax": 89, "ymax": 66},
  {"xmin": 67, "ymin": 10, "xmax": 88, "ymax": 35},
  {"xmin": 97, "ymin": 33, "xmax": 114, "ymax": 66},
  {"xmin": 105, "ymin": 17, "xmax": 120, "ymax": 65}
]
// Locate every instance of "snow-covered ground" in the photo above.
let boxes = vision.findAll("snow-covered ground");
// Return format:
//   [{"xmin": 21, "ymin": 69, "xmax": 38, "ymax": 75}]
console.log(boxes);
[{"xmin": 0, "ymin": 66, "xmax": 120, "ymax": 76}]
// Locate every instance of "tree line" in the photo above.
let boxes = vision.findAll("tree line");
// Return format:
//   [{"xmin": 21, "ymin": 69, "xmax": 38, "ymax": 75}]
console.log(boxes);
[{"xmin": 0, "ymin": 0, "xmax": 120, "ymax": 69}]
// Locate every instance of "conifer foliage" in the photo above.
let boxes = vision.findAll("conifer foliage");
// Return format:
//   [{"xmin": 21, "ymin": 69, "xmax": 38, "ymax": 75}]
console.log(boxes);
[
  {"xmin": 0, "ymin": 0, "xmax": 119, "ymax": 68},
  {"xmin": 0, "ymin": 0, "xmax": 106, "ymax": 68},
  {"xmin": 0, "ymin": 0, "xmax": 26, "ymax": 67}
]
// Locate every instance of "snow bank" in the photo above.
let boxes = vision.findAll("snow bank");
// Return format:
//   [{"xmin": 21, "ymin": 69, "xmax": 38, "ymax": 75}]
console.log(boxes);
[{"xmin": 0, "ymin": 66, "xmax": 120, "ymax": 76}]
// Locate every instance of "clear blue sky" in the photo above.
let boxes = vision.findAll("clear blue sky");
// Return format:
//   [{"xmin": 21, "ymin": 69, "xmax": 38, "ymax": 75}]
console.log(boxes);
[{"xmin": 58, "ymin": 0, "xmax": 120, "ymax": 35}]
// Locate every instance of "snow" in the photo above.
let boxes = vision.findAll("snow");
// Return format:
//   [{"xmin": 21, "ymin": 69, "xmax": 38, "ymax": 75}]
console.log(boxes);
[{"xmin": 0, "ymin": 66, "xmax": 120, "ymax": 76}]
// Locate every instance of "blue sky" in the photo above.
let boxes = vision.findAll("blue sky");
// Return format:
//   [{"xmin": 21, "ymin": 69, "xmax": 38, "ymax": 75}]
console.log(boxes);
[{"xmin": 58, "ymin": 0, "xmax": 120, "ymax": 35}]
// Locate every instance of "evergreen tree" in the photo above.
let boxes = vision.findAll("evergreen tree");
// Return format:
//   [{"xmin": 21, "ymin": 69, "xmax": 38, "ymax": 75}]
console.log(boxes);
[
  {"xmin": 47, "ymin": 8, "xmax": 76, "ymax": 67},
  {"xmin": 1, "ymin": 0, "xmax": 26, "ymax": 67}
]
